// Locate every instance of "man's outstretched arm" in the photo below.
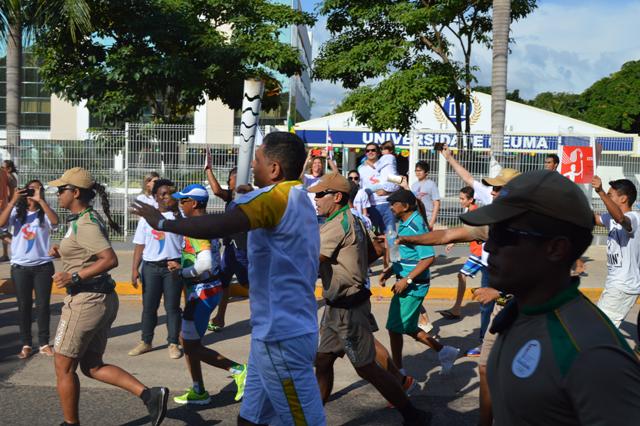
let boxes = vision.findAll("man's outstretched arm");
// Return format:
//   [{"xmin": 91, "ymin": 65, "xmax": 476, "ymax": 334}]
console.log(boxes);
[
  {"xmin": 131, "ymin": 200, "xmax": 250, "ymax": 240},
  {"xmin": 397, "ymin": 225, "xmax": 487, "ymax": 246}
]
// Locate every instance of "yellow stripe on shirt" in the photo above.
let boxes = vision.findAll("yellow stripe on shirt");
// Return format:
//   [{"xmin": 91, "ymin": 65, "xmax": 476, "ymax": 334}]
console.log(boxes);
[{"xmin": 237, "ymin": 181, "xmax": 300, "ymax": 230}]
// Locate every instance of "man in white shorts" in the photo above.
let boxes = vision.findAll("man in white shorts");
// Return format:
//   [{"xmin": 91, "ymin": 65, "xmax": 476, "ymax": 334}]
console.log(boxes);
[{"xmin": 592, "ymin": 176, "xmax": 640, "ymax": 327}]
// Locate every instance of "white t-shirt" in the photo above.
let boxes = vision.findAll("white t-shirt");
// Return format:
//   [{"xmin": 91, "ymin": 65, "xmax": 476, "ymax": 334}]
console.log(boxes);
[
  {"xmin": 353, "ymin": 188, "xmax": 371, "ymax": 215},
  {"xmin": 472, "ymin": 180, "xmax": 493, "ymax": 207},
  {"xmin": 133, "ymin": 211, "xmax": 183, "ymax": 261},
  {"xmin": 303, "ymin": 173, "xmax": 322, "ymax": 215},
  {"xmin": 471, "ymin": 180, "xmax": 493, "ymax": 265},
  {"xmin": 601, "ymin": 211, "xmax": 640, "ymax": 294},
  {"xmin": 359, "ymin": 161, "xmax": 399, "ymax": 206},
  {"xmin": 135, "ymin": 193, "xmax": 158, "ymax": 208},
  {"xmin": 411, "ymin": 179, "xmax": 440, "ymax": 217},
  {"xmin": 9, "ymin": 208, "xmax": 56, "ymax": 266}
]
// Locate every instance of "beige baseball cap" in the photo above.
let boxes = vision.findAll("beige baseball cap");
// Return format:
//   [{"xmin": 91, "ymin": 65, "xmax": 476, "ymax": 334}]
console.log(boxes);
[
  {"xmin": 307, "ymin": 173, "xmax": 351, "ymax": 194},
  {"xmin": 482, "ymin": 168, "xmax": 521, "ymax": 187},
  {"xmin": 48, "ymin": 167, "xmax": 95, "ymax": 189}
]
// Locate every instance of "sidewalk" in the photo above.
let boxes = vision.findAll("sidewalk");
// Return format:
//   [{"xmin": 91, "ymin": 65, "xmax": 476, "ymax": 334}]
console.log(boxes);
[{"xmin": 0, "ymin": 244, "xmax": 612, "ymax": 301}]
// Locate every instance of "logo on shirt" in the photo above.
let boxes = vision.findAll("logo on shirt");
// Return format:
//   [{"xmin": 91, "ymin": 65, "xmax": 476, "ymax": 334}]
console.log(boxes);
[
  {"xmin": 151, "ymin": 229, "xmax": 165, "ymax": 255},
  {"xmin": 21, "ymin": 224, "xmax": 37, "ymax": 253},
  {"xmin": 511, "ymin": 339, "xmax": 541, "ymax": 378}
]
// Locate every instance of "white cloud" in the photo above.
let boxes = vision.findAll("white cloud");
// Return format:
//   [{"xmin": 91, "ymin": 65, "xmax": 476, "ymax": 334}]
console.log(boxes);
[
  {"xmin": 470, "ymin": 0, "xmax": 640, "ymax": 98},
  {"xmin": 309, "ymin": 0, "xmax": 640, "ymax": 117}
]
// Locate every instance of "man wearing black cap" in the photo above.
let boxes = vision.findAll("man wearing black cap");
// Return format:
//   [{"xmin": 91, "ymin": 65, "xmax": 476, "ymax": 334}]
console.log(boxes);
[
  {"xmin": 460, "ymin": 169, "xmax": 640, "ymax": 425},
  {"xmin": 311, "ymin": 173, "xmax": 430, "ymax": 426},
  {"xmin": 382, "ymin": 189, "xmax": 459, "ymax": 375}
]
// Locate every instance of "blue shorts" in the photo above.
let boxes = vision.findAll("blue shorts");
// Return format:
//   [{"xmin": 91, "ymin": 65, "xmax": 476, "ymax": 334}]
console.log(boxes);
[
  {"xmin": 181, "ymin": 287, "xmax": 222, "ymax": 340},
  {"xmin": 239, "ymin": 333, "xmax": 325, "ymax": 426},
  {"xmin": 459, "ymin": 255, "xmax": 484, "ymax": 278},
  {"xmin": 221, "ymin": 244, "xmax": 249, "ymax": 288}
]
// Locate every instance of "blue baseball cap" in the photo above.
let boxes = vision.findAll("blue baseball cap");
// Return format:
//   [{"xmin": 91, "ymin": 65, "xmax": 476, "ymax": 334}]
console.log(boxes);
[{"xmin": 172, "ymin": 184, "xmax": 209, "ymax": 202}]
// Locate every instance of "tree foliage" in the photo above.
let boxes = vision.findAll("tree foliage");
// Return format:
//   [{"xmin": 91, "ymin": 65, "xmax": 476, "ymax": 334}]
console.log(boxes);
[
  {"xmin": 35, "ymin": 0, "xmax": 314, "ymax": 125},
  {"xmin": 579, "ymin": 60, "xmax": 640, "ymax": 133},
  {"xmin": 474, "ymin": 85, "xmax": 525, "ymax": 103},
  {"xmin": 526, "ymin": 61, "xmax": 640, "ymax": 134},
  {"xmin": 314, "ymin": 0, "xmax": 536, "ymax": 134}
]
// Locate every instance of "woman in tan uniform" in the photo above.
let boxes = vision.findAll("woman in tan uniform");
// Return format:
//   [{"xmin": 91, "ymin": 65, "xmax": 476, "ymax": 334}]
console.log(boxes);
[{"xmin": 49, "ymin": 167, "xmax": 168, "ymax": 426}]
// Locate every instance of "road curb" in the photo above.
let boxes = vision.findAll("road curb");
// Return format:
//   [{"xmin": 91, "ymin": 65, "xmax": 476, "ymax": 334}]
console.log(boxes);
[{"xmin": 0, "ymin": 278, "xmax": 632, "ymax": 303}]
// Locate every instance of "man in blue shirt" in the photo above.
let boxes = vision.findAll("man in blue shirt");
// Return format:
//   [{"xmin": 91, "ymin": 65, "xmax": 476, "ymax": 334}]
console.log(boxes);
[{"xmin": 379, "ymin": 189, "xmax": 459, "ymax": 375}]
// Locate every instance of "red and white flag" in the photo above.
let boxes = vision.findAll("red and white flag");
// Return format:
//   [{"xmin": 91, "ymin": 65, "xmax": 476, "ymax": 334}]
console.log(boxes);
[{"xmin": 326, "ymin": 123, "xmax": 333, "ymax": 160}]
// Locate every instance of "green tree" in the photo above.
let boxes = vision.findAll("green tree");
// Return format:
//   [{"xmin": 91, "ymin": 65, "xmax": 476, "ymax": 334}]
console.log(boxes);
[
  {"xmin": 35, "ymin": 0, "xmax": 314, "ymax": 125},
  {"xmin": 579, "ymin": 60, "xmax": 640, "ymax": 133},
  {"xmin": 0, "ymin": 0, "xmax": 90, "ymax": 145},
  {"xmin": 314, "ymin": 0, "xmax": 535, "ymax": 135},
  {"xmin": 474, "ymin": 85, "xmax": 525, "ymax": 103}
]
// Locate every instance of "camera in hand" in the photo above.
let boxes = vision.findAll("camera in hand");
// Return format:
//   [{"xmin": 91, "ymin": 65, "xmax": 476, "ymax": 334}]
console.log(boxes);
[
  {"xmin": 25, "ymin": 188, "xmax": 35, "ymax": 197},
  {"xmin": 434, "ymin": 142, "xmax": 445, "ymax": 151}
]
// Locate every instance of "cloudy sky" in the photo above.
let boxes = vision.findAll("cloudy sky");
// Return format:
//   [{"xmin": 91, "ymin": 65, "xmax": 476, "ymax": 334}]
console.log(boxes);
[{"xmin": 302, "ymin": 0, "xmax": 640, "ymax": 118}]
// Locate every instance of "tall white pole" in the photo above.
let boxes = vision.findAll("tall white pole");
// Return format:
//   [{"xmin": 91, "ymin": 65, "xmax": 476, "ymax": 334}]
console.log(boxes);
[{"xmin": 237, "ymin": 78, "xmax": 265, "ymax": 187}]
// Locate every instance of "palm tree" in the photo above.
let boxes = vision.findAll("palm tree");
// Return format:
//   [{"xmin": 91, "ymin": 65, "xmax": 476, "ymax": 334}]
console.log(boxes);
[
  {"xmin": 490, "ymin": 0, "xmax": 511, "ymax": 177},
  {"xmin": 0, "ymin": 0, "xmax": 90, "ymax": 147}
]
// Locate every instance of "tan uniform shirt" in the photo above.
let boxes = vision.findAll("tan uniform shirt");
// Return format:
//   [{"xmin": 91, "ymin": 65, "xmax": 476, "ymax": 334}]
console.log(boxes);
[
  {"xmin": 319, "ymin": 206, "xmax": 371, "ymax": 303},
  {"xmin": 488, "ymin": 283, "xmax": 640, "ymax": 425},
  {"xmin": 59, "ymin": 209, "xmax": 111, "ymax": 274}
]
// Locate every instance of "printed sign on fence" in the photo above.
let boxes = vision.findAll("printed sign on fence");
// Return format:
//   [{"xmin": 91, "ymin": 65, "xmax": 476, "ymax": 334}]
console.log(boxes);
[{"xmin": 559, "ymin": 145, "xmax": 595, "ymax": 184}]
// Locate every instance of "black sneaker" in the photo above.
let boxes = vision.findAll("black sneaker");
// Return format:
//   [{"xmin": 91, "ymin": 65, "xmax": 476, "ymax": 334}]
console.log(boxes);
[
  {"xmin": 403, "ymin": 409, "xmax": 432, "ymax": 426},
  {"xmin": 145, "ymin": 386, "xmax": 169, "ymax": 426}
]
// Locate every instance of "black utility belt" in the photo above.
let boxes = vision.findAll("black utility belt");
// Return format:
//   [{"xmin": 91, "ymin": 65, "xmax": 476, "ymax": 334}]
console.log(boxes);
[
  {"xmin": 146, "ymin": 258, "xmax": 180, "ymax": 267},
  {"xmin": 11, "ymin": 262, "xmax": 53, "ymax": 270},
  {"xmin": 325, "ymin": 288, "xmax": 372, "ymax": 309},
  {"xmin": 67, "ymin": 276, "xmax": 115, "ymax": 295}
]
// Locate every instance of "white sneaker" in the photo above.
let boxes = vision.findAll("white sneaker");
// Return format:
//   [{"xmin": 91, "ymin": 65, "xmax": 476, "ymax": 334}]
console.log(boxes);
[{"xmin": 438, "ymin": 346, "xmax": 460, "ymax": 375}]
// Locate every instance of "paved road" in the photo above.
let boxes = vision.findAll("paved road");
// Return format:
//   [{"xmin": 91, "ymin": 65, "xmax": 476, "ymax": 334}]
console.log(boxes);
[
  {"xmin": 0, "ymin": 244, "xmax": 612, "ymax": 290},
  {"xmin": 1, "ymin": 292, "xmax": 638, "ymax": 425}
]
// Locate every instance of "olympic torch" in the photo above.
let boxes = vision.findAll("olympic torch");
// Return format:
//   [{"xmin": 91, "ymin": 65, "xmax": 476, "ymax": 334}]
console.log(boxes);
[{"xmin": 236, "ymin": 78, "xmax": 265, "ymax": 187}]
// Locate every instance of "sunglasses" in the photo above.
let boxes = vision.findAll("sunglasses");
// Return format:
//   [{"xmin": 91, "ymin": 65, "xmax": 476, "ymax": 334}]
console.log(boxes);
[
  {"xmin": 57, "ymin": 185, "xmax": 75, "ymax": 195},
  {"xmin": 315, "ymin": 191, "xmax": 338, "ymax": 199},
  {"xmin": 488, "ymin": 225, "xmax": 551, "ymax": 247},
  {"xmin": 348, "ymin": 176, "xmax": 360, "ymax": 181},
  {"xmin": 365, "ymin": 149, "xmax": 378, "ymax": 153}
]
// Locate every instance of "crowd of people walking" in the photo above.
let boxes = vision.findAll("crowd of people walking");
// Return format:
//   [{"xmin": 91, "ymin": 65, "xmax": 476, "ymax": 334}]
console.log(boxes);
[{"xmin": 2, "ymin": 132, "xmax": 639, "ymax": 425}]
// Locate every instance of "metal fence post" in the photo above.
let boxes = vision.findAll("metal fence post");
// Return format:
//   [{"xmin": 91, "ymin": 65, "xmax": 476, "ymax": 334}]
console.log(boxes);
[{"xmin": 124, "ymin": 123, "xmax": 130, "ymax": 238}]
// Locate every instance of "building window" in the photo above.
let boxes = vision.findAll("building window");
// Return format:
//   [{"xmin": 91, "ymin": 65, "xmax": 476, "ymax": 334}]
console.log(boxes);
[{"xmin": 0, "ymin": 50, "xmax": 51, "ymax": 130}]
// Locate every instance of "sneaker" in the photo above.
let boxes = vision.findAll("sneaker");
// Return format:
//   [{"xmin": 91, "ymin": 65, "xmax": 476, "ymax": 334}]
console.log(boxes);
[
  {"xmin": 173, "ymin": 388, "xmax": 211, "ymax": 405},
  {"xmin": 39, "ymin": 345, "xmax": 54, "ymax": 357},
  {"xmin": 403, "ymin": 408, "xmax": 432, "ymax": 426},
  {"xmin": 168, "ymin": 343, "xmax": 183, "ymax": 359},
  {"xmin": 387, "ymin": 376, "xmax": 419, "ymax": 408},
  {"xmin": 128, "ymin": 341, "xmax": 152, "ymax": 356},
  {"xmin": 207, "ymin": 320, "xmax": 224, "ymax": 332},
  {"xmin": 232, "ymin": 364, "xmax": 248, "ymax": 401},
  {"xmin": 144, "ymin": 386, "xmax": 169, "ymax": 426},
  {"xmin": 466, "ymin": 346, "xmax": 481, "ymax": 357},
  {"xmin": 18, "ymin": 346, "xmax": 32, "ymax": 359},
  {"xmin": 403, "ymin": 375, "xmax": 418, "ymax": 396},
  {"xmin": 438, "ymin": 346, "xmax": 460, "ymax": 375},
  {"xmin": 418, "ymin": 322, "xmax": 433, "ymax": 334}
]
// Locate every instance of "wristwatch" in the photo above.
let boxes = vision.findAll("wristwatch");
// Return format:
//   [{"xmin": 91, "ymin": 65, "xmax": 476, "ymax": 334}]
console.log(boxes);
[
  {"xmin": 406, "ymin": 277, "xmax": 413, "ymax": 285},
  {"xmin": 71, "ymin": 272, "xmax": 82, "ymax": 286}
]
